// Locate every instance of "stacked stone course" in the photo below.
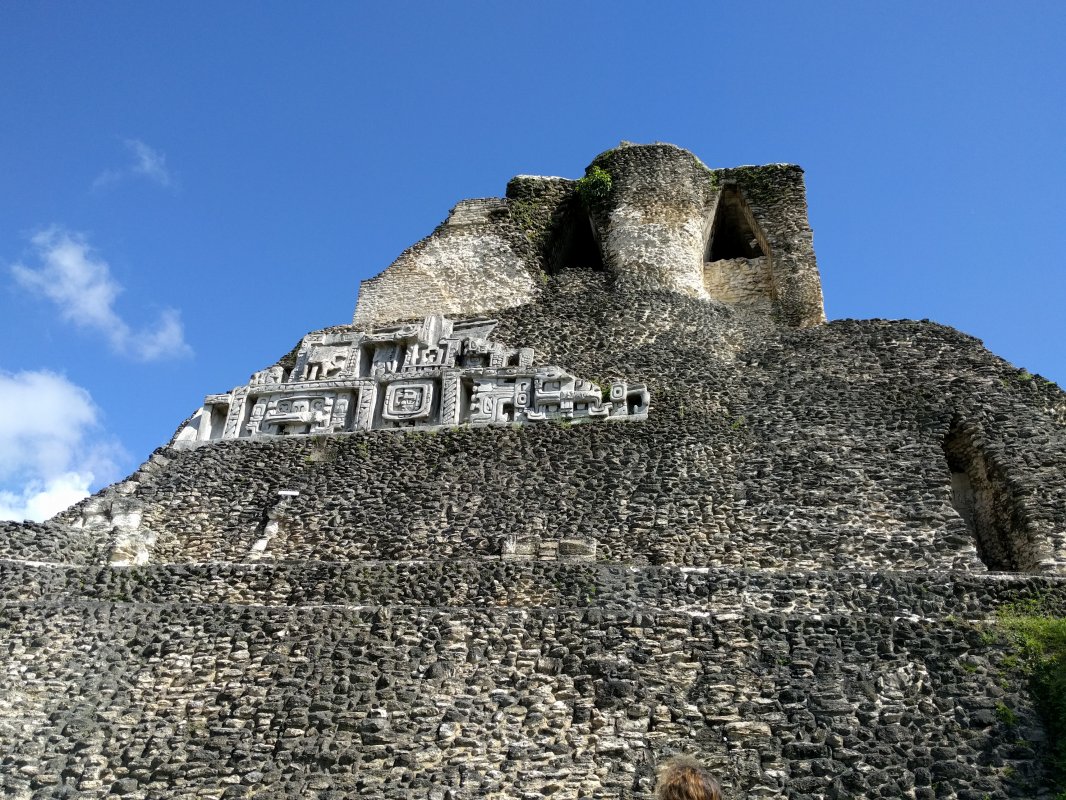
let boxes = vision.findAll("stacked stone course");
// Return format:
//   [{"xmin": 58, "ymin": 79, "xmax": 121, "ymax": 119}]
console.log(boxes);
[{"xmin": 2, "ymin": 143, "xmax": 1065, "ymax": 799}]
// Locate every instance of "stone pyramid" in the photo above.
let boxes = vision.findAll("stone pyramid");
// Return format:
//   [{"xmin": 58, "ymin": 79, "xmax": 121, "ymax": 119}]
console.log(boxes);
[{"xmin": 2, "ymin": 142, "xmax": 1065, "ymax": 799}]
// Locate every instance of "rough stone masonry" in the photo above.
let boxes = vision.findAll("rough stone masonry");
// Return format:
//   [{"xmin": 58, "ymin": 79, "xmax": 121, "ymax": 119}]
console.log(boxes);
[{"xmin": 2, "ymin": 141, "xmax": 1066, "ymax": 799}]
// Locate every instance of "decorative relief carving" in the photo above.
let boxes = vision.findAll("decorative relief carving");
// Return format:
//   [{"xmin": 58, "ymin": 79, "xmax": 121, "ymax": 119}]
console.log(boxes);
[
  {"xmin": 501, "ymin": 534, "xmax": 598, "ymax": 561},
  {"xmin": 178, "ymin": 315, "xmax": 650, "ymax": 443},
  {"xmin": 383, "ymin": 380, "xmax": 435, "ymax": 423}
]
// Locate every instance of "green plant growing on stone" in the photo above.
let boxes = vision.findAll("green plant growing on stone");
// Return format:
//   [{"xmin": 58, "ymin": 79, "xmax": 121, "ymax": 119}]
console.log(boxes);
[
  {"xmin": 998, "ymin": 601, "xmax": 1066, "ymax": 790},
  {"xmin": 509, "ymin": 198, "xmax": 538, "ymax": 232},
  {"xmin": 588, "ymin": 378, "xmax": 610, "ymax": 398},
  {"xmin": 995, "ymin": 702, "xmax": 1018, "ymax": 728},
  {"xmin": 1003, "ymin": 369, "xmax": 1036, "ymax": 387},
  {"xmin": 1000, "ymin": 653, "xmax": 1021, "ymax": 672},
  {"xmin": 575, "ymin": 166, "xmax": 612, "ymax": 206}
]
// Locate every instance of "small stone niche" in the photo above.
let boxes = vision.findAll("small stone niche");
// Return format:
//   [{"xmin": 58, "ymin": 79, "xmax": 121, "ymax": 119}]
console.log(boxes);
[
  {"xmin": 501, "ymin": 534, "xmax": 597, "ymax": 561},
  {"xmin": 704, "ymin": 186, "xmax": 773, "ymax": 312},
  {"xmin": 943, "ymin": 419, "xmax": 1036, "ymax": 571},
  {"xmin": 544, "ymin": 197, "xmax": 605, "ymax": 274}
]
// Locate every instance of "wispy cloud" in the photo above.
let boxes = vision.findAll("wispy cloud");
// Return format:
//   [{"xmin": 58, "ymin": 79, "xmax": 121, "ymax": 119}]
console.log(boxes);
[
  {"xmin": 0, "ymin": 370, "xmax": 124, "ymax": 521},
  {"xmin": 11, "ymin": 228, "xmax": 193, "ymax": 361},
  {"xmin": 94, "ymin": 138, "xmax": 174, "ymax": 190}
]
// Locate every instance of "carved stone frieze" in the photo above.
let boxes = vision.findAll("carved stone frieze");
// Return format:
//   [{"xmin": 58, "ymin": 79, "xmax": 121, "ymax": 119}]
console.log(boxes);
[{"xmin": 174, "ymin": 315, "xmax": 649, "ymax": 444}]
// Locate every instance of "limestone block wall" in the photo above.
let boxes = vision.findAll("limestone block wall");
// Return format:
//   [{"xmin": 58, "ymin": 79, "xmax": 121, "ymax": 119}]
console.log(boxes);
[
  {"xmin": 0, "ymin": 520, "xmax": 107, "ymax": 564},
  {"xmin": 4, "ymin": 560, "xmax": 1066, "ymax": 617},
  {"xmin": 352, "ymin": 198, "xmax": 539, "ymax": 328},
  {"xmin": 575, "ymin": 144, "xmax": 825, "ymax": 327},
  {"xmin": 0, "ymin": 563, "xmax": 1061, "ymax": 799},
  {"xmin": 703, "ymin": 257, "xmax": 773, "ymax": 312},
  {"xmin": 590, "ymin": 144, "xmax": 712, "ymax": 299},
  {"xmin": 716, "ymin": 163, "xmax": 825, "ymax": 328}
]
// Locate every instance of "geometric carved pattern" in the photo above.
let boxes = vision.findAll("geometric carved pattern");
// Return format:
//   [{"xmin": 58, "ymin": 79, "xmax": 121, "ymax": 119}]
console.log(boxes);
[
  {"xmin": 177, "ymin": 315, "xmax": 650, "ymax": 443},
  {"xmin": 382, "ymin": 381, "xmax": 434, "ymax": 422}
]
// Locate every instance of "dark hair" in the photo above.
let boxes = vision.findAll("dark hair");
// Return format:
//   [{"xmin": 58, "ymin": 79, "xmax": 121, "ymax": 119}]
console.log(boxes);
[{"xmin": 655, "ymin": 755, "xmax": 722, "ymax": 800}]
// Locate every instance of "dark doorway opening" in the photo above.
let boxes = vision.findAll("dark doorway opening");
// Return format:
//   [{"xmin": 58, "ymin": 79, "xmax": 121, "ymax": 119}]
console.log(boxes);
[
  {"xmin": 706, "ymin": 186, "xmax": 764, "ymax": 262},
  {"xmin": 943, "ymin": 418, "xmax": 1035, "ymax": 571},
  {"xmin": 545, "ymin": 197, "xmax": 605, "ymax": 274}
]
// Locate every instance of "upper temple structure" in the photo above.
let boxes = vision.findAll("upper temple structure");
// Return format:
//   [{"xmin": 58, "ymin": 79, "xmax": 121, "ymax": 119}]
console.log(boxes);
[
  {"xmin": 2, "ymin": 142, "xmax": 1066, "ymax": 799},
  {"xmin": 353, "ymin": 142, "xmax": 825, "ymax": 330}
]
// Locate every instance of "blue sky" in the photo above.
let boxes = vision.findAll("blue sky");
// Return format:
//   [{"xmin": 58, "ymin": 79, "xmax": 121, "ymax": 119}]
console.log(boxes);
[{"xmin": 1, "ymin": 2, "xmax": 1064, "ymax": 519}]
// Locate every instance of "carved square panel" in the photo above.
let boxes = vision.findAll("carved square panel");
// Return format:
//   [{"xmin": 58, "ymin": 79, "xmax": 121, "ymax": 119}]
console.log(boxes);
[{"xmin": 382, "ymin": 380, "xmax": 435, "ymax": 421}]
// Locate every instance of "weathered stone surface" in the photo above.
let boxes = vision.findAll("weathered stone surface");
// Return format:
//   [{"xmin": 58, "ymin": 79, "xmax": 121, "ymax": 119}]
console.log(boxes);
[
  {"xmin": 174, "ymin": 314, "xmax": 649, "ymax": 445},
  {"xmin": 1, "ymin": 142, "xmax": 1064, "ymax": 799},
  {"xmin": 47, "ymin": 274, "xmax": 1063, "ymax": 573},
  {"xmin": 352, "ymin": 199, "xmax": 538, "ymax": 328},
  {"xmin": 0, "ymin": 587, "xmax": 1054, "ymax": 799},
  {"xmin": 353, "ymin": 142, "xmax": 825, "ymax": 330}
]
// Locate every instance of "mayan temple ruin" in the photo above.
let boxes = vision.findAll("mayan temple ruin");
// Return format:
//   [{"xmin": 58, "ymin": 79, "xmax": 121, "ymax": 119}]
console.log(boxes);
[{"xmin": 2, "ymin": 141, "xmax": 1066, "ymax": 799}]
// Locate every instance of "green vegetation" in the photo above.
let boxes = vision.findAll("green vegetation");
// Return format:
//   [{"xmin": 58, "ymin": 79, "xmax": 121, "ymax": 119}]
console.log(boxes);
[
  {"xmin": 588, "ymin": 378, "xmax": 611, "ymax": 398},
  {"xmin": 995, "ymin": 701, "xmax": 1019, "ymax": 727},
  {"xmin": 998, "ymin": 600, "xmax": 1066, "ymax": 791},
  {"xmin": 508, "ymin": 198, "xmax": 540, "ymax": 234},
  {"xmin": 576, "ymin": 165, "xmax": 612, "ymax": 206},
  {"xmin": 1002, "ymin": 368, "xmax": 1047, "ymax": 388}
]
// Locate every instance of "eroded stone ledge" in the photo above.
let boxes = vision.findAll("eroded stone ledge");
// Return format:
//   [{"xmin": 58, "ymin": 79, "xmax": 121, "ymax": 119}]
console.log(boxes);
[{"xmin": 3, "ymin": 559, "xmax": 1064, "ymax": 619}]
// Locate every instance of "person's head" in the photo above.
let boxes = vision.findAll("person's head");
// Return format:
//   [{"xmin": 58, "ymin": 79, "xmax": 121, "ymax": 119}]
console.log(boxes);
[{"xmin": 654, "ymin": 755, "xmax": 722, "ymax": 800}]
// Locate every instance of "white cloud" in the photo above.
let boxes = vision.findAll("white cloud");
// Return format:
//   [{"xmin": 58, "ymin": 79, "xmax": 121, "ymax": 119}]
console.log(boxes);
[
  {"xmin": 94, "ymin": 138, "xmax": 174, "ymax": 189},
  {"xmin": 11, "ymin": 228, "xmax": 193, "ymax": 362},
  {"xmin": 0, "ymin": 472, "xmax": 95, "ymax": 522},
  {"xmin": 0, "ymin": 369, "xmax": 98, "ymax": 481},
  {"xmin": 0, "ymin": 370, "xmax": 124, "ymax": 522}
]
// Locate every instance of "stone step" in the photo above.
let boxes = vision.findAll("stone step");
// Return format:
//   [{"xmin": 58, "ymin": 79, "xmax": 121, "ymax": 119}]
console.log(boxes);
[{"xmin": 2, "ymin": 559, "xmax": 1064, "ymax": 619}]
